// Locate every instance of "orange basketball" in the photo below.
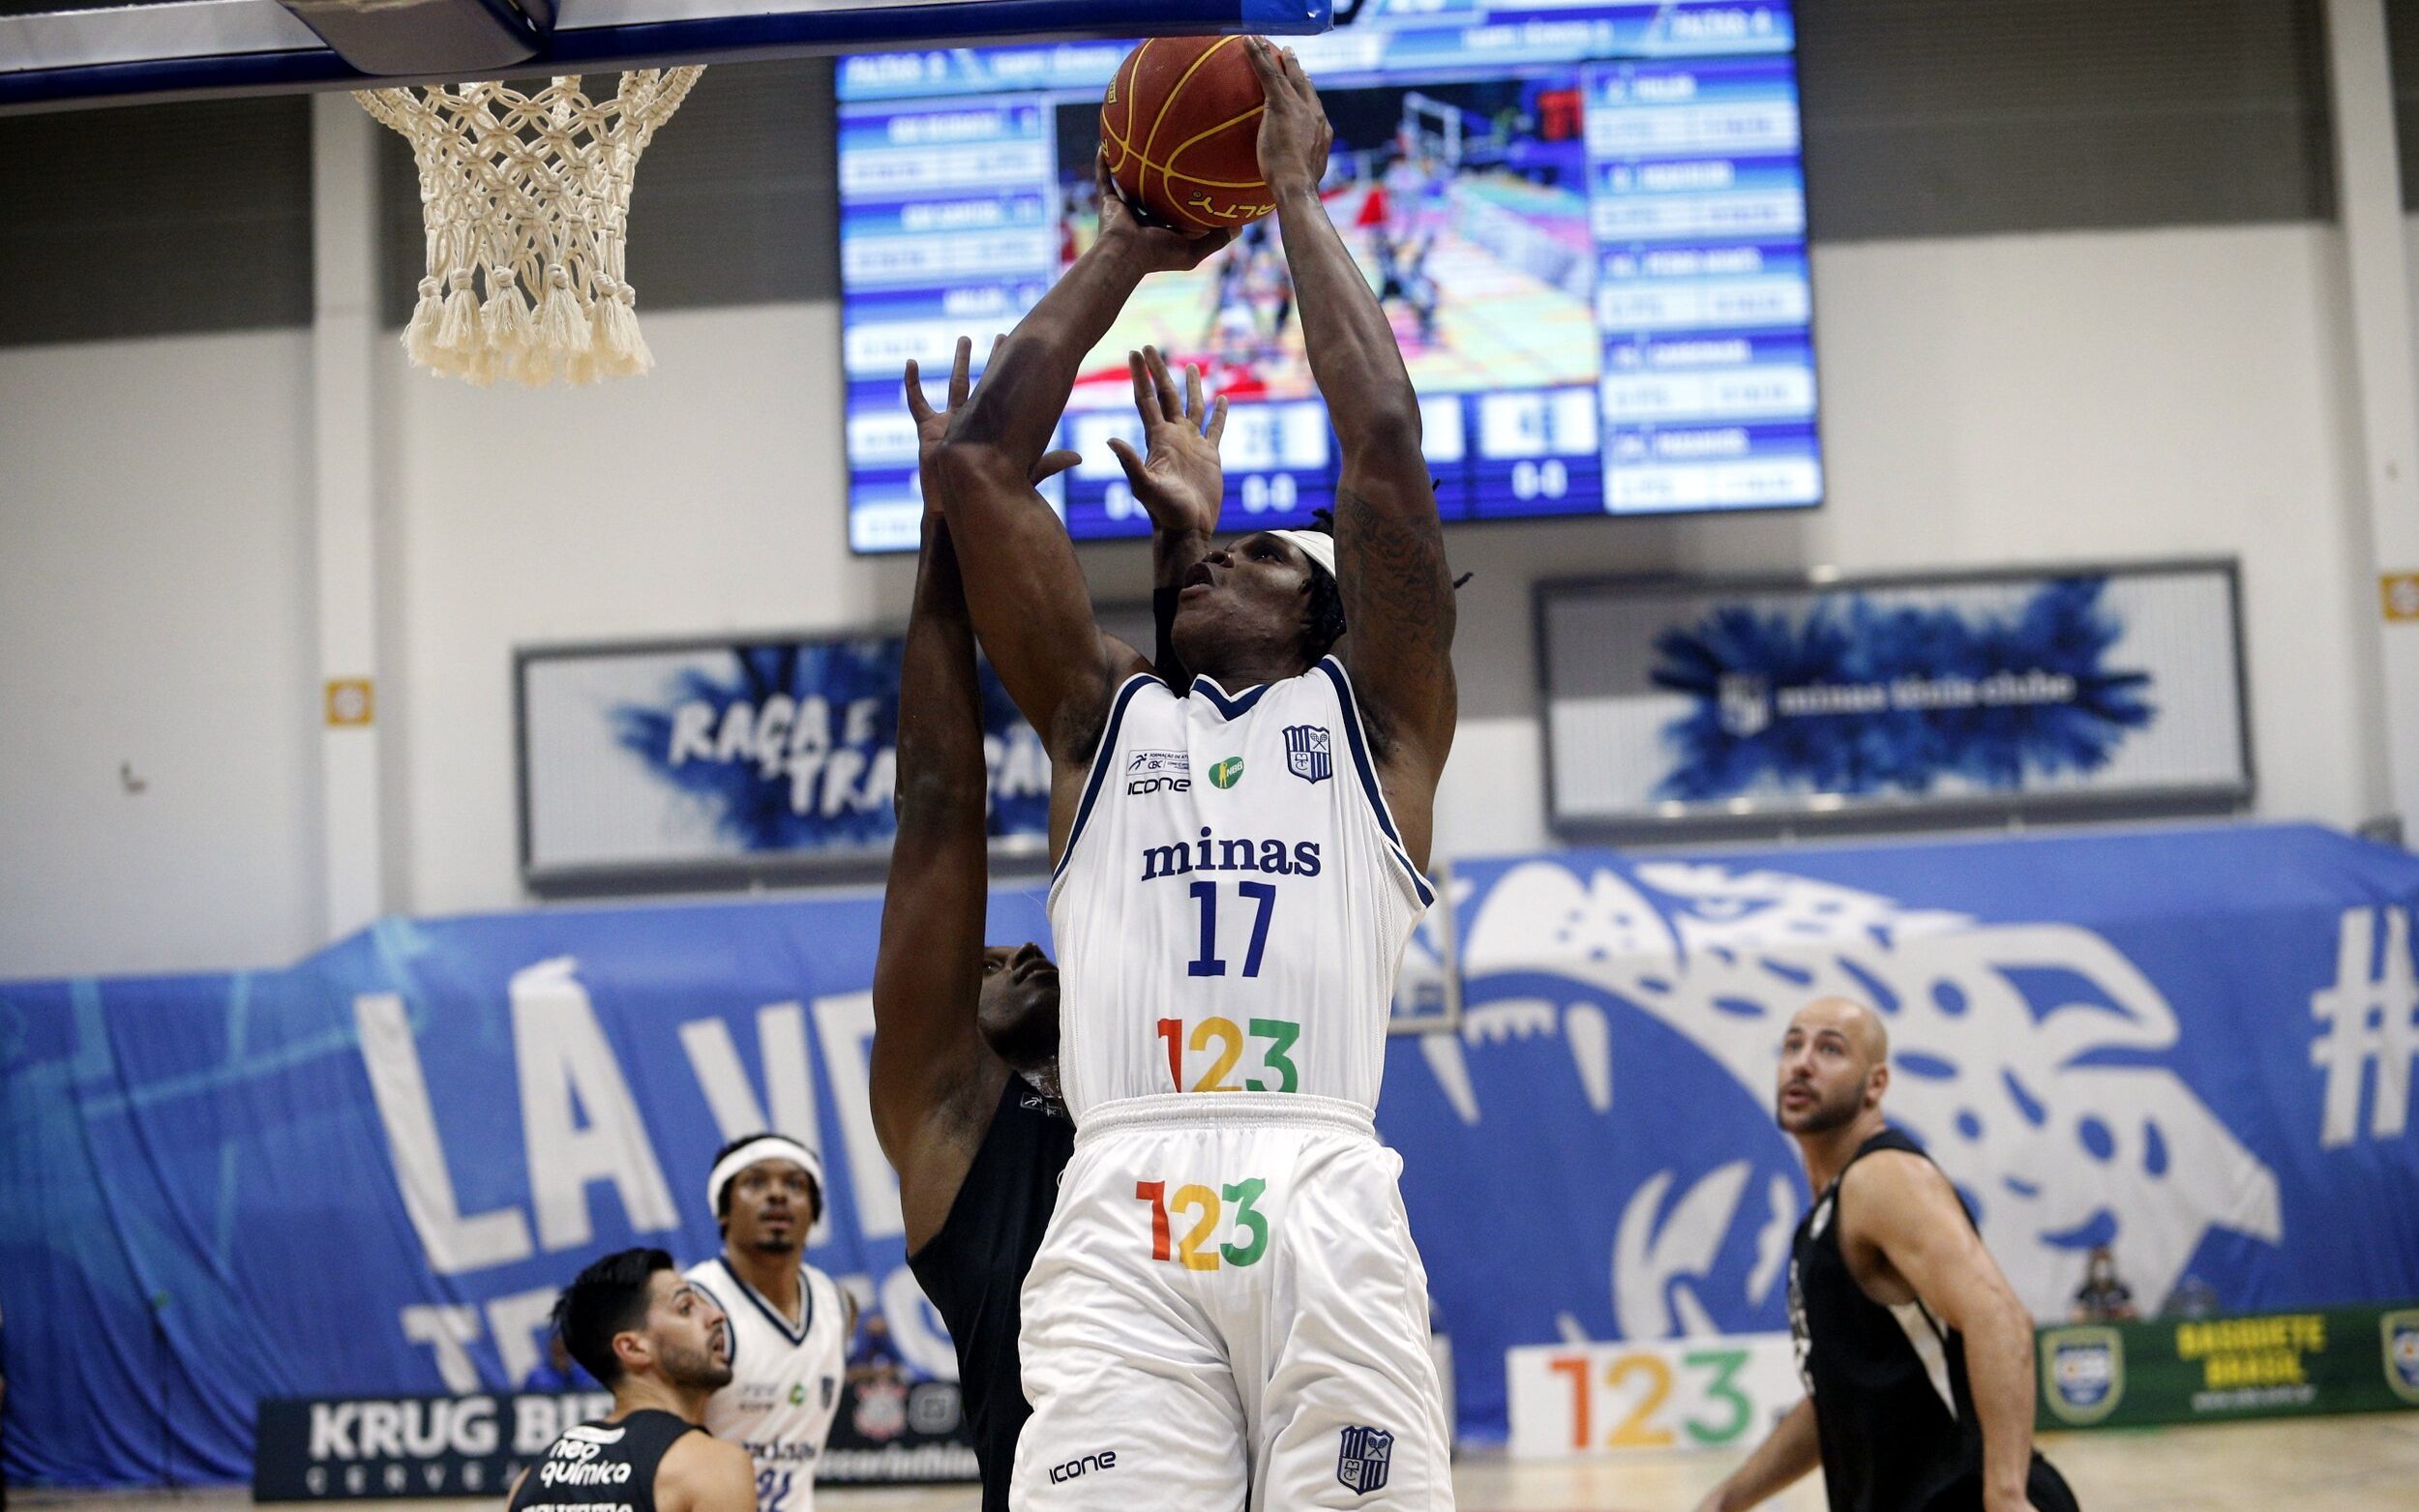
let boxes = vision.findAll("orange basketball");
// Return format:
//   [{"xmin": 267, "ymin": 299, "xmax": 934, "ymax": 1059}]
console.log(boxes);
[{"xmin": 1099, "ymin": 35, "xmax": 1272, "ymax": 236}]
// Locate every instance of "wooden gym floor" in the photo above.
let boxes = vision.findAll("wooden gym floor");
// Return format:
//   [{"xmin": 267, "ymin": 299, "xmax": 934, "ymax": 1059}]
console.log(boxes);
[{"xmin": 17, "ymin": 1411, "xmax": 2418, "ymax": 1512}]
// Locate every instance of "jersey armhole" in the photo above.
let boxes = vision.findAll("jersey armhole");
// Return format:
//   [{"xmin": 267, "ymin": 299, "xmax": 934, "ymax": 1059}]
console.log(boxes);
[
  {"xmin": 1047, "ymin": 672, "xmax": 1157, "ymax": 905},
  {"xmin": 1314, "ymin": 656, "xmax": 1437, "ymax": 909}
]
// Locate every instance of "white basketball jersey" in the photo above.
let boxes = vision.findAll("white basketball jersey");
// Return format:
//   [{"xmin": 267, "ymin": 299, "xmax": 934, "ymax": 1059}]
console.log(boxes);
[
  {"xmin": 684, "ymin": 1258, "xmax": 847, "ymax": 1512},
  {"xmin": 1047, "ymin": 656, "xmax": 1433, "ymax": 1120}
]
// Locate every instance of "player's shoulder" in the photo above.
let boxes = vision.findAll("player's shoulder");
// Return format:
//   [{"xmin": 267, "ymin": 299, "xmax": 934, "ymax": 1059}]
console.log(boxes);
[
  {"xmin": 656, "ymin": 1426, "xmax": 754, "ymax": 1512},
  {"xmin": 803, "ymin": 1262, "xmax": 855, "ymax": 1332},
  {"xmin": 1837, "ymin": 1144, "xmax": 1960, "ymax": 1230}
]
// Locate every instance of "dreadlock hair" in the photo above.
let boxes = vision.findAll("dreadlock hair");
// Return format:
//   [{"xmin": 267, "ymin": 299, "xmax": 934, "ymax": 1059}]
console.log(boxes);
[
  {"xmin": 1298, "ymin": 509, "xmax": 1347, "ymax": 663},
  {"xmin": 1293, "ymin": 505, "xmax": 1473, "ymax": 664},
  {"xmin": 552, "ymin": 1246, "xmax": 673, "ymax": 1389}
]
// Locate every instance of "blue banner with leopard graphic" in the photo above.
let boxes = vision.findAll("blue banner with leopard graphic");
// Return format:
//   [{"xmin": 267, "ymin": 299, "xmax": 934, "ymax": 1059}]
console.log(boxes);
[
  {"xmin": 1396, "ymin": 822, "xmax": 2419, "ymax": 1439},
  {"xmin": 3, "ymin": 822, "xmax": 2416, "ymax": 1487}
]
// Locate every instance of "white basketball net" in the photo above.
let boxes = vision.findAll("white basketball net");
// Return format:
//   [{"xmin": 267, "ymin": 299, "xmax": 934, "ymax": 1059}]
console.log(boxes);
[{"xmin": 358, "ymin": 70, "xmax": 704, "ymax": 387}]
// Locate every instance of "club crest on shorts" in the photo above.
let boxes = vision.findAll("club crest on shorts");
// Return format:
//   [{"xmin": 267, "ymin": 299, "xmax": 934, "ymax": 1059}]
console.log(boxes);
[
  {"xmin": 1284, "ymin": 724, "xmax": 1333, "ymax": 784},
  {"xmin": 1335, "ymin": 1425, "xmax": 1392, "ymax": 1495}
]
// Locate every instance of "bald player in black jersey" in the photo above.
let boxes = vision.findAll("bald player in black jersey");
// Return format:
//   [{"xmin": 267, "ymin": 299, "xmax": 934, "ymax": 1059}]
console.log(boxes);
[
  {"xmin": 1694, "ymin": 997, "xmax": 2078, "ymax": 1512},
  {"xmin": 869, "ymin": 335, "xmax": 1224, "ymax": 1512},
  {"xmin": 507, "ymin": 1249, "xmax": 755, "ymax": 1512}
]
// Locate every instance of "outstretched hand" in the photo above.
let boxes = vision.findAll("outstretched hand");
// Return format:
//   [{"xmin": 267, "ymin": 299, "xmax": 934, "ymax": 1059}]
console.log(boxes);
[
  {"xmin": 1105, "ymin": 345, "xmax": 1227, "ymax": 539},
  {"xmin": 904, "ymin": 336, "xmax": 1079, "ymax": 517},
  {"xmin": 1246, "ymin": 38, "xmax": 1331, "ymax": 197},
  {"xmin": 1093, "ymin": 151, "xmax": 1233, "ymax": 273}
]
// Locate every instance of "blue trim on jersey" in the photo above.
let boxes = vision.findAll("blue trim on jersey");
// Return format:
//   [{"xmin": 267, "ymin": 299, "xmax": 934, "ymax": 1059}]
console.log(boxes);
[
  {"xmin": 1314, "ymin": 656, "xmax": 1437, "ymax": 908},
  {"xmin": 1186, "ymin": 672, "xmax": 1272, "ymax": 721},
  {"xmin": 716, "ymin": 1257, "xmax": 814, "ymax": 1347},
  {"xmin": 1051, "ymin": 673, "xmax": 1158, "ymax": 886}
]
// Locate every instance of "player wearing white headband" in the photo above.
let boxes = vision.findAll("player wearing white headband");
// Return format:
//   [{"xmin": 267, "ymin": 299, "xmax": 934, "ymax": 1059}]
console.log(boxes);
[
  {"xmin": 929, "ymin": 40, "xmax": 1461, "ymax": 1512},
  {"xmin": 682, "ymin": 1134, "xmax": 852, "ymax": 1512}
]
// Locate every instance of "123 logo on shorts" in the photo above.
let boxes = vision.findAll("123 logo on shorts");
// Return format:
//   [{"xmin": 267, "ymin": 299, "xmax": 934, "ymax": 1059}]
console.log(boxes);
[{"xmin": 1336, "ymin": 1425, "xmax": 1393, "ymax": 1495}]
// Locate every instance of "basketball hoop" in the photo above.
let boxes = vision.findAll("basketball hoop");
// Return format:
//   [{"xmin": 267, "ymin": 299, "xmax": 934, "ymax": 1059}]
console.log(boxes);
[{"xmin": 358, "ymin": 70, "xmax": 703, "ymax": 387}]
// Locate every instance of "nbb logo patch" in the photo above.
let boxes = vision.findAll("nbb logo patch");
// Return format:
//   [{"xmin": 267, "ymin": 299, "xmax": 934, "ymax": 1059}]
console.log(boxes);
[
  {"xmin": 2385, "ymin": 1311, "xmax": 2419, "ymax": 1405},
  {"xmin": 2040, "ymin": 1327, "xmax": 2123, "ymax": 1425},
  {"xmin": 1126, "ymin": 750, "xmax": 1189, "ymax": 796}
]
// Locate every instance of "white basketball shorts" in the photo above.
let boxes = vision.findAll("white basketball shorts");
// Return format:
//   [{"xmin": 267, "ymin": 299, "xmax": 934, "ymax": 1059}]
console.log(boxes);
[{"xmin": 1009, "ymin": 1092, "xmax": 1451, "ymax": 1512}]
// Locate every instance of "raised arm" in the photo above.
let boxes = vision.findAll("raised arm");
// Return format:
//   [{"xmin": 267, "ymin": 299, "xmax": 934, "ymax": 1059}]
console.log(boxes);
[
  {"xmin": 932, "ymin": 171, "xmax": 1228, "ymax": 774},
  {"xmin": 1106, "ymin": 344, "xmax": 1228, "ymax": 685},
  {"xmin": 1847, "ymin": 1155, "xmax": 2044, "ymax": 1512},
  {"xmin": 873, "ymin": 342, "xmax": 1072, "ymax": 1244},
  {"xmin": 1248, "ymin": 40, "xmax": 1457, "ymax": 864}
]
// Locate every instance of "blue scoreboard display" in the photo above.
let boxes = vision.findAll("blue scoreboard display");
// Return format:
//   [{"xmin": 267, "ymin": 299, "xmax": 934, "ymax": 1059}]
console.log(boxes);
[{"xmin": 836, "ymin": 1, "xmax": 1820, "ymax": 552}]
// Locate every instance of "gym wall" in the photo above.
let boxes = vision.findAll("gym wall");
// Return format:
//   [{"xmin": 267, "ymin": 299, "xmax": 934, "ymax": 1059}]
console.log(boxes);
[{"xmin": 0, "ymin": 0, "xmax": 2399, "ymax": 978}]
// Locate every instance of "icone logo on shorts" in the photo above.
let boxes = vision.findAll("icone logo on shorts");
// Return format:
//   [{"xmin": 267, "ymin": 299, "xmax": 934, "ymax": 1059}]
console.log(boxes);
[
  {"xmin": 1048, "ymin": 1450, "xmax": 1117, "ymax": 1483},
  {"xmin": 2040, "ymin": 1328, "xmax": 2123, "ymax": 1425}
]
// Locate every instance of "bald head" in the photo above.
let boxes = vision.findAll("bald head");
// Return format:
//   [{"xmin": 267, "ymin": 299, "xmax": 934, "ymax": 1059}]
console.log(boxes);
[
  {"xmin": 1792, "ymin": 996, "xmax": 1888, "ymax": 1066},
  {"xmin": 1776, "ymin": 996, "xmax": 1890, "ymax": 1136}
]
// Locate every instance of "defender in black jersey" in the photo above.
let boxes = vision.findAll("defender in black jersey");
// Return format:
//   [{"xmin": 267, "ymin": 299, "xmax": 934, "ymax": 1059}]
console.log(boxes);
[
  {"xmin": 1695, "ymin": 998, "xmax": 2077, "ymax": 1512},
  {"xmin": 869, "ymin": 341, "xmax": 1219, "ymax": 1512},
  {"xmin": 508, "ymin": 1249, "xmax": 755, "ymax": 1512}
]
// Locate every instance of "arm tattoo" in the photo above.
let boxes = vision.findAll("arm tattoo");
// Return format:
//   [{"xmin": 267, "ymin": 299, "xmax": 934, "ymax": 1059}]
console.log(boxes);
[{"xmin": 1336, "ymin": 487, "xmax": 1456, "ymax": 759}]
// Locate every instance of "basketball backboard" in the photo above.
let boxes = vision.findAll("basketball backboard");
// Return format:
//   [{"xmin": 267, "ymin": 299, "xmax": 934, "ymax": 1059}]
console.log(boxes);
[{"xmin": 0, "ymin": 0, "xmax": 1329, "ymax": 114}]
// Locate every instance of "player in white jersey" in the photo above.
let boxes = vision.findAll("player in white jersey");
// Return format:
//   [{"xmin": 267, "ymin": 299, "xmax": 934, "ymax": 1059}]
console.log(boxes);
[
  {"xmin": 683, "ymin": 1135, "xmax": 853, "ymax": 1512},
  {"xmin": 928, "ymin": 40, "xmax": 1458, "ymax": 1512}
]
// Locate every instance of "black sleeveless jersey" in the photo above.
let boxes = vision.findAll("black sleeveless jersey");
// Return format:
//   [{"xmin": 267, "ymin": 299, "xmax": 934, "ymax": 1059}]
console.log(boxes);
[
  {"xmin": 1788, "ymin": 1129, "xmax": 2077, "ymax": 1512},
  {"xmin": 905, "ymin": 1077, "xmax": 1075, "ymax": 1512},
  {"xmin": 508, "ymin": 1408, "xmax": 697, "ymax": 1512}
]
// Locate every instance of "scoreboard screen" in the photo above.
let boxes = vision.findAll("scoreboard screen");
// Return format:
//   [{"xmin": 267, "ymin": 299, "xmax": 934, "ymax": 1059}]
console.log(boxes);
[{"xmin": 836, "ymin": 0, "xmax": 1821, "ymax": 553}]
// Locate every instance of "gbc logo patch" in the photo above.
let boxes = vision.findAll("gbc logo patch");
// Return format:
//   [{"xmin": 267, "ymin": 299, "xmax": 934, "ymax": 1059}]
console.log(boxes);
[
  {"xmin": 1127, "ymin": 749, "xmax": 1191, "ymax": 796},
  {"xmin": 1210, "ymin": 756, "xmax": 1245, "ymax": 788},
  {"xmin": 2040, "ymin": 1327, "xmax": 2123, "ymax": 1425},
  {"xmin": 1048, "ymin": 1450, "xmax": 1118, "ymax": 1484}
]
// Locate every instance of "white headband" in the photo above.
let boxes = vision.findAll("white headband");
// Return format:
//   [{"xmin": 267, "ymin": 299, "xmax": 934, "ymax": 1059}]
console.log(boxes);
[
  {"xmin": 1268, "ymin": 528, "xmax": 1335, "ymax": 579},
  {"xmin": 707, "ymin": 1136, "xmax": 824, "ymax": 1218}
]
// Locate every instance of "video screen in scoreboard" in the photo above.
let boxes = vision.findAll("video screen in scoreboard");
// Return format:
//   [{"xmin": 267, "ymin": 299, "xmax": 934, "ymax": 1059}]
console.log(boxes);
[{"xmin": 836, "ymin": 1, "xmax": 1820, "ymax": 553}]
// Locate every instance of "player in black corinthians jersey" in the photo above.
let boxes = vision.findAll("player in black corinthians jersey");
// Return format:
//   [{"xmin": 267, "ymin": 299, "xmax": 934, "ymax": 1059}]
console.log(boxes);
[
  {"xmin": 508, "ymin": 1249, "xmax": 756, "ymax": 1512},
  {"xmin": 870, "ymin": 337, "xmax": 1221, "ymax": 1512},
  {"xmin": 1694, "ymin": 998, "xmax": 2078, "ymax": 1512}
]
